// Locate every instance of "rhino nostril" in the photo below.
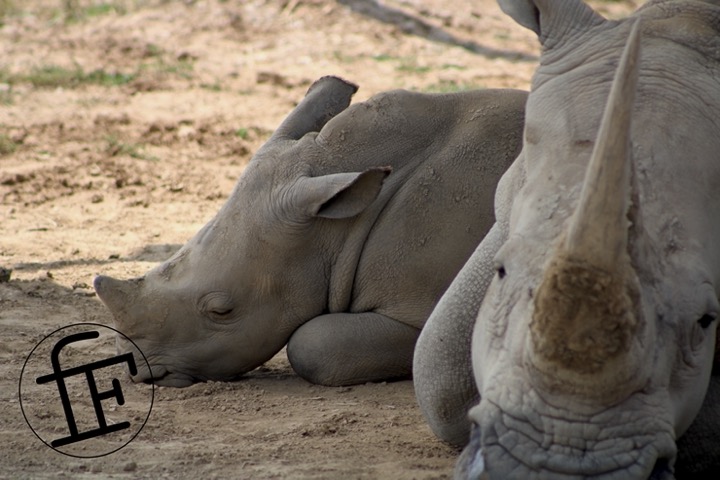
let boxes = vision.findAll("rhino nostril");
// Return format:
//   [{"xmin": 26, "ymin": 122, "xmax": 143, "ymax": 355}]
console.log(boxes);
[{"xmin": 649, "ymin": 457, "xmax": 673, "ymax": 480}]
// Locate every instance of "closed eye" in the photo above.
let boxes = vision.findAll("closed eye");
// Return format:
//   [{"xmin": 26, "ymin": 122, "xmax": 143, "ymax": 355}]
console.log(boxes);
[{"xmin": 198, "ymin": 292, "xmax": 235, "ymax": 321}]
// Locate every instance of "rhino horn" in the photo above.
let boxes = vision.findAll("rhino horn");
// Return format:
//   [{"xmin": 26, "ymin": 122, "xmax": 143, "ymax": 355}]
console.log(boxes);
[
  {"xmin": 528, "ymin": 22, "xmax": 644, "ymax": 392},
  {"xmin": 94, "ymin": 274, "xmax": 143, "ymax": 330},
  {"xmin": 564, "ymin": 20, "xmax": 641, "ymax": 269}
]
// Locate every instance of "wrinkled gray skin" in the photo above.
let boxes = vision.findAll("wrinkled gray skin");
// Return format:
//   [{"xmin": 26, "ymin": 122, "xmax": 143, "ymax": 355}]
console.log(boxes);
[
  {"xmin": 93, "ymin": 76, "xmax": 526, "ymax": 389},
  {"xmin": 414, "ymin": 1, "xmax": 720, "ymax": 479}
]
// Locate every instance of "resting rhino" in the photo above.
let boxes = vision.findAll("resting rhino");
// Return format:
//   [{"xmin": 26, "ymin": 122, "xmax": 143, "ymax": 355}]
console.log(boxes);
[
  {"xmin": 93, "ymin": 76, "xmax": 527, "ymax": 388},
  {"xmin": 414, "ymin": 1, "xmax": 720, "ymax": 478}
]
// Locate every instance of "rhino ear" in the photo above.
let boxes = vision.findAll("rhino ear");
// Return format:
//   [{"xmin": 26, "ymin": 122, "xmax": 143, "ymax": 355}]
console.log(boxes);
[
  {"xmin": 270, "ymin": 76, "xmax": 358, "ymax": 142},
  {"xmin": 292, "ymin": 167, "xmax": 392, "ymax": 220},
  {"xmin": 498, "ymin": 0, "xmax": 606, "ymax": 47}
]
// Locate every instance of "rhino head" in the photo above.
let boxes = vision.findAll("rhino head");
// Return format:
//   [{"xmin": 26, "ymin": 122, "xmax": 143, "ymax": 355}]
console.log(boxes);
[
  {"xmin": 457, "ymin": 1, "xmax": 720, "ymax": 478},
  {"xmin": 94, "ymin": 77, "xmax": 390, "ymax": 387}
]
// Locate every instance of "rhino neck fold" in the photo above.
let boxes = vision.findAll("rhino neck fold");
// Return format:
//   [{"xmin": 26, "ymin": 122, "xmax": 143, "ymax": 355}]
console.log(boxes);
[{"xmin": 327, "ymin": 175, "xmax": 404, "ymax": 313}]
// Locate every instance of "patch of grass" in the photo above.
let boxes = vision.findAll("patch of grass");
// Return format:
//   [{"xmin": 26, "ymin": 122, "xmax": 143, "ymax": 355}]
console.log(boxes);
[
  {"xmin": 0, "ymin": 69, "xmax": 12, "ymax": 104},
  {"xmin": 235, "ymin": 128, "xmax": 249, "ymax": 140},
  {"xmin": 0, "ymin": 133, "xmax": 19, "ymax": 155},
  {"xmin": 440, "ymin": 63, "xmax": 467, "ymax": 71},
  {"xmin": 421, "ymin": 80, "xmax": 485, "ymax": 94},
  {"xmin": 145, "ymin": 43, "xmax": 163, "ymax": 58},
  {"xmin": 142, "ymin": 58, "xmax": 194, "ymax": 80},
  {"xmin": 3, "ymin": 53, "xmax": 195, "ymax": 92},
  {"xmin": 0, "ymin": 0, "xmax": 16, "ymax": 26},
  {"xmin": 372, "ymin": 54, "xmax": 433, "ymax": 74},
  {"xmin": 105, "ymin": 136, "xmax": 156, "ymax": 161},
  {"xmin": 201, "ymin": 82, "xmax": 222, "ymax": 92},
  {"xmin": 84, "ymin": 69, "xmax": 136, "ymax": 86},
  {"xmin": 372, "ymin": 54, "xmax": 397, "ymax": 62},
  {"xmin": 63, "ymin": 0, "xmax": 126, "ymax": 23},
  {"xmin": 0, "ymin": 83, "xmax": 12, "ymax": 105},
  {"xmin": 397, "ymin": 63, "xmax": 432, "ymax": 74},
  {"xmin": 85, "ymin": 3, "xmax": 125, "ymax": 17},
  {"xmin": 332, "ymin": 51, "xmax": 357, "ymax": 64},
  {"xmin": 8, "ymin": 65, "xmax": 136, "ymax": 88}
]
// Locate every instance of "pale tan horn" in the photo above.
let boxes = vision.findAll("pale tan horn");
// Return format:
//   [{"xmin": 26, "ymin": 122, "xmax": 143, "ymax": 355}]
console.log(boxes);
[{"xmin": 564, "ymin": 20, "xmax": 641, "ymax": 270}]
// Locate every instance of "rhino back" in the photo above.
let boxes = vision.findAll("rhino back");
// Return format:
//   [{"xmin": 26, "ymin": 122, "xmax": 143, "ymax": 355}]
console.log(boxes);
[{"xmin": 349, "ymin": 89, "xmax": 526, "ymax": 328}]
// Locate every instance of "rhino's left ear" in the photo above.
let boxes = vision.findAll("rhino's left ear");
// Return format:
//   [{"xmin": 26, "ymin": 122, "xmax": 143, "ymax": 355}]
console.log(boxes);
[
  {"xmin": 292, "ymin": 167, "xmax": 392, "ymax": 220},
  {"xmin": 498, "ymin": 0, "xmax": 606, "ymax": 48}
]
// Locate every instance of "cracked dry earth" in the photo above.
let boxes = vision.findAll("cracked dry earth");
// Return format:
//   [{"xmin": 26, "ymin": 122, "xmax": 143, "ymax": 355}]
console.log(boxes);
[{"xmin": 0, "ymin": 1, "xmax": 639, "ymax": 478}]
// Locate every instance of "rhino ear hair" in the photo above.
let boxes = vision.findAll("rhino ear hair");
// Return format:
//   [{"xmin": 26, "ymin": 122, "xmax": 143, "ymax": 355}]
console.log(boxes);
[
  {"xmin": 294, "ymin": 167, "xmax": 392, "ymax": 220},
  {"xmin": 498, "ymin": 0, "xmax": 605, "ymax": 47}
]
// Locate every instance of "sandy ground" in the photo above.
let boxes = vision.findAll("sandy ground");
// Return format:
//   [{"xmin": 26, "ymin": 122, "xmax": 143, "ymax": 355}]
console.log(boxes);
[{"xmin": 1, "ymin": 1, "xmax": 642, "ymax": 478}]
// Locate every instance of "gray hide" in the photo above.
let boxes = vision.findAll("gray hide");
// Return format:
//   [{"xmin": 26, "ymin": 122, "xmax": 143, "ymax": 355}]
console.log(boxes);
[
  {"xmin": 94, "ymin": 76, "xmax": 526, "ymax": 388},
  {"xmin": 414, "ymin": 1, "xmax": 720, "ymax": 479}
]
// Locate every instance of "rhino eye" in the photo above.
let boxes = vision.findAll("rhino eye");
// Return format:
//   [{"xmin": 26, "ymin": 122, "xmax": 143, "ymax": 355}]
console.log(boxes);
[
  {"xmin": 199, "ymin": 293, "xmax": 235, "ymax": 321},
  {"xmin": 497, "ymin": 265, "xmax": 507, "ymax": 279},
  {"xmin": 698, "ymin": 313, "xmax": 717, "ymax": 329}
]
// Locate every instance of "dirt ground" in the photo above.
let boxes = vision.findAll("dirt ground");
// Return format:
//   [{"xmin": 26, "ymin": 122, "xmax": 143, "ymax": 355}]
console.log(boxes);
[{"xmin": 1, "ymin": 1, "xmax": 640, "ymax": 478}]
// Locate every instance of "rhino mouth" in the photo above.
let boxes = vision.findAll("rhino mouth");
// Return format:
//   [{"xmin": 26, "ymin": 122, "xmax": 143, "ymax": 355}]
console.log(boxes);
[
  {"xmin": 114, "ymin": 335, "xmax": 197, "ymax": 387},
  {"xmin": 129, "ymin": 361, "xmax": 197, "ymax": 388},
  {"xmin": 460, "ymin": 397, "xmax": 677, "ymax": 480}
]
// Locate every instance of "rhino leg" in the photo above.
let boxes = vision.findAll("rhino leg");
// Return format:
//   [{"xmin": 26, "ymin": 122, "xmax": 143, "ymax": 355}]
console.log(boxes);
[
  {"xmin": 413, "ymin": 223, "xmax": 506, "ymax": 447},
  {"xmin": 286, "ymin": 312, "xmax": 419, "ymax": 386},
  {"xmin": 414, "ymin": 146, "xmax": 523, "ymax": 447}
]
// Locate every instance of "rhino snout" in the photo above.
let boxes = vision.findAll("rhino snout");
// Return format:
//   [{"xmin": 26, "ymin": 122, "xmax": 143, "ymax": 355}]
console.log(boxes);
[
  {"xmin": 94, "ymin": 274, "xmax": 121, "ymax": 300},
  {"xmin": 94, "ymin": 274, "xmax": 141, "ymax": 307}
]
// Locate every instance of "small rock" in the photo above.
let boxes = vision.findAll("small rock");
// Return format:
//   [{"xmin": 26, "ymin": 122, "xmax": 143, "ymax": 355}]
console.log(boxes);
[
  {"xmin": 122, "ymin": 461, "xmax": 137, "ymax": 472},
  {"xmin": 0, "ymin": 267, "xmax": 11, "ymax": 283},
  {"xmin": 74, "ymin": 291, "xmax": 96, "ymax": 297}
]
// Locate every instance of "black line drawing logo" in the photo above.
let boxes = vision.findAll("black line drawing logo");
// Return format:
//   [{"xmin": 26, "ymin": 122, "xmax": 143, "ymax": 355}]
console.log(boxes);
[{"xmin": 19, "ymin": 323, "xmax": 154, "ymax": 458}]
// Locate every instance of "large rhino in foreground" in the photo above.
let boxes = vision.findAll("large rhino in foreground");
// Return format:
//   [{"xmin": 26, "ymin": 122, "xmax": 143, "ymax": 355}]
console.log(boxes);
[
  {"xmin": 94, "ymin": 77, "xmax": 526, "ymax": 387},
  {"xmin": 414, "ymin": 0, "xmax": 719, "ymax": 478}
]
